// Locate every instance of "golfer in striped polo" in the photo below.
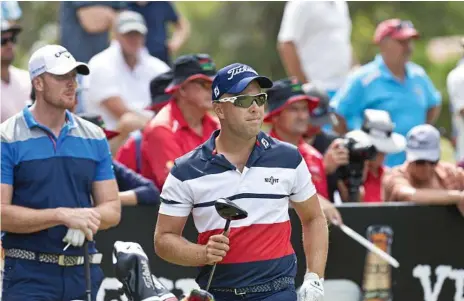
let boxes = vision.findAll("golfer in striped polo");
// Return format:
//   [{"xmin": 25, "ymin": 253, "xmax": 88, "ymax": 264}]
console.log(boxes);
[{"xmin": 154, "ymin": 63, "xmax": 328, "ymax": 301}]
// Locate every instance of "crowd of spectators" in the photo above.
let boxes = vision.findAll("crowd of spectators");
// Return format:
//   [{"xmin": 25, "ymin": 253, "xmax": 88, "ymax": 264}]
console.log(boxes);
[{"xmin": 2, "ymin": 0, "xmax": 464, "ymax": 219}]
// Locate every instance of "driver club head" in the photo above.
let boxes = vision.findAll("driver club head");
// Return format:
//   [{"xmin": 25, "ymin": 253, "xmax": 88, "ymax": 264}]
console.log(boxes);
[{"xmin": 214, "ymin": 198, "xmax": 248, "ymax": 221}]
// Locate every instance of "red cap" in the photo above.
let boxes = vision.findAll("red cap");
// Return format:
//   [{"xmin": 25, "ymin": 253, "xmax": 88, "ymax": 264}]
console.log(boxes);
[{"xmin": 373, "ymin": 19, "xmax": 419, "ymax": 44}]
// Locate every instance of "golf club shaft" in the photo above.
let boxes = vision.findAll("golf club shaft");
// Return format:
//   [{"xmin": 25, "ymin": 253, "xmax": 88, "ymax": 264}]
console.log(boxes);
[
  {"xmin": 338, "ymin": 223, "xmax": 400, "ymax": 268},
  {"xmin": 84, "ymin": 240, "xmax": 92, "ymax": 301},
  {"xmin": 205, "ymin": 220, "xmax": 231, "ymax": 291}
]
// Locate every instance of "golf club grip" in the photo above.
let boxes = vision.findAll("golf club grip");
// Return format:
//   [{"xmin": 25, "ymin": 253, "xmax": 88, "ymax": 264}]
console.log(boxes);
[
  {"xmin": 84, "ymin": 240, "xmax": 92, "ymax": 301},
  {"xmin": 205, "ymin": 263, "xmax": 217, "ymax": 291},
  {"xmin": 223, "ymin": 220, "xmax": 231, "ymax": 233}
]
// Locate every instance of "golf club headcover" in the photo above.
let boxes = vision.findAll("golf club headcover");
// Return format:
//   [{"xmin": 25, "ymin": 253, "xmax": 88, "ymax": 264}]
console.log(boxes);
[{"xmin": 113, "ymin": 241, "xmax": 178, "ymax": 301}]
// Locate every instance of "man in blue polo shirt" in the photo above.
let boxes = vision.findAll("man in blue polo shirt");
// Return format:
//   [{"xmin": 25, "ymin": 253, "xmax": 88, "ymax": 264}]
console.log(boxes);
[
  {"xmin": 154, "ymin": 63, "xmax": 328, "ymax": 301},
  {"xmin": 1, "ymin": 44, "xmax": 121, "ymax": 301},
  {"xmin": 330, "ymin": 19, "xmax": 441, "ymax": 167}
]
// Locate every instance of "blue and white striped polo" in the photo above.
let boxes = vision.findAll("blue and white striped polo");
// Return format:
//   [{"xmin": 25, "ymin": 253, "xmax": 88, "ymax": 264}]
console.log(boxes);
[
  {"xmin": 1, "ymin": 107, "xmax": 115, "ymax": 255},
  {"xmin": 159, "ymin": 130, "xmax": 316, "ymax": 289}
]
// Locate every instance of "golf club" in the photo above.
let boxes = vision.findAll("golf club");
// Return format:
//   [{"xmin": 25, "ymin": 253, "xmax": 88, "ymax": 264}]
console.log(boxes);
[
  {"xmin": 84, "ymin": 240, "xmax": 92, "ymax": 301},
  {"xmin": 205, "ymin": 198, "xmax": 248, "ymax": 291}
]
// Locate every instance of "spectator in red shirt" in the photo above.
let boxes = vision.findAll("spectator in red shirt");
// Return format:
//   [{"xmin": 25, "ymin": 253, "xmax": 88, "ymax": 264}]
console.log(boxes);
[
  {"xmin": 339, "ymin": 109, "xmax": 406, "ymax": 202},
  {"xmin": 141, "ymin": 54, "xmax": 219, "ymax": 189},
  {"xmin": 116, "ymin": 71, "xmax": 173, "ymax": 173},
  {"xmin": 265, "ymin": 78, "xmax": 342, "ymax": 224}
]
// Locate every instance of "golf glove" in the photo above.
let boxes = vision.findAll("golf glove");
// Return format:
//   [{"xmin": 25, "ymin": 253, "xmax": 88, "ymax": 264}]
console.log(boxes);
[
  {"xmin": 62, "ymin": 228, "xmax": 86, "ymax": 248},
  {"xmin": 298, "ymin": 272, "xmax": 324, "ymax": 301}
]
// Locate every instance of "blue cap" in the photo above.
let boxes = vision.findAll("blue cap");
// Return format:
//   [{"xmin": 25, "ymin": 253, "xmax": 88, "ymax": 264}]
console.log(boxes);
[{"xmin": 212, "ymin": 63, "xmax": 273, "ymax": 101}]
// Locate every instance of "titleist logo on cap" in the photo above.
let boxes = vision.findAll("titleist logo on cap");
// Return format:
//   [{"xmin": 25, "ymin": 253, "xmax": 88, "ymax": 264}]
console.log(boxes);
[{"xmin": 227, "ymin": 65, "xmax": 257, "ymax": 80}]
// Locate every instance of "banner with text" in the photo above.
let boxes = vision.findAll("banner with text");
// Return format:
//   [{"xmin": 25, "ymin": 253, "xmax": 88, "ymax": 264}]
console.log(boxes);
[{"xmin": 95, "ymin": 204, "xmax": 464, "ymax": 301}]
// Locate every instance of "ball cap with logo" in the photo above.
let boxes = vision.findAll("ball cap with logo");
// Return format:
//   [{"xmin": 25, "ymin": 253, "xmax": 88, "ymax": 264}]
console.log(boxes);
[
  {"xmin": 165, "ymin": 54, "xmax": 217, "ymax": 93},
  {"xmin": 405, "ymin": 124, "xmax": 441, "ymax": 162},
  {"xmin": 212, "ymin": 63, "xmax": 273, "ymax": 101},
  {"xmin": 373, "ymin": 19, "xmax": 420, "ymax": 44},
  {"xmin": 116, "ymin": 11, "xmax": 147, "ymax": 35},
  {"xmin": 78, "ymin": 113, "xmax": 120, "ymax": 140},
  {"xmin": 28, "ymin": 44, "xmax": 89, "ymax": 81},
  {"xmin": 264, "ymin": 77, "xmax": 319, "ymax": 122}
]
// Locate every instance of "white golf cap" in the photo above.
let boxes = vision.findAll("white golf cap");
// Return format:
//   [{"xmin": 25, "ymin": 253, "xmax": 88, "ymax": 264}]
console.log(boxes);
[
  {"xmin": 116, "ymin": 11, "xmax": 147, "ymax": 35},
  {"xmin": 361, "ymin": 109, "xmax": 406, "ymax": 154},
  {"xmin": 406, "ymin": 124, "xmax": 441, "ymax": 162},
  {"xmin": 28, "ymin": 45, "xmax": 89, "ymax": 80}
]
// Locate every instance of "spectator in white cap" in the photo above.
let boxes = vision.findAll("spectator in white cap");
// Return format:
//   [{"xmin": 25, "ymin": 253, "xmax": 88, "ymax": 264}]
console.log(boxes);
[
  {"xmin": 383, "ymin": 124, "xmax": 464, "ymax": 212},
  {"xmin": 28, "ymin": 44, "xmax": 89, "ymax": 113},
  {"xmin": 83, "ymin": 10, "xmax": 170, "ymax": 135},
  {"xmin": 338, "ymin": 109, "xmax": 406, "ymax": 202}
]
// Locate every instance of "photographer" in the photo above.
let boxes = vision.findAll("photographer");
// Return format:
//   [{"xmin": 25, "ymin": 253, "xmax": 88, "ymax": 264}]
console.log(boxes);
[
  {"xmin": 302, "ymin": 83, "xmax": 349, "ymax": 202},
  {"xmin": 338, "ymin": 110, "xmax": 406, "ymax": 202}
]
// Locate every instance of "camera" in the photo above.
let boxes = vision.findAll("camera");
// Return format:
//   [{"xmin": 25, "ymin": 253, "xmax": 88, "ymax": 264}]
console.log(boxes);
[{"xmin": 337, "ymin": 130, "xmax": 377, "ymax": 202}]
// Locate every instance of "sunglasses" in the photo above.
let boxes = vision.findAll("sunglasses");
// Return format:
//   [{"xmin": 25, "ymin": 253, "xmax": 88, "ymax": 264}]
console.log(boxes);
[
  {"xmin": 413, "ymin": 159, "xmax": 438, "ymax": 166},
  {"xmin": 215, "ymin": 92, "xmax": 267, "ymax": 108},
  {"xmin": 1, "ymin": 35, "xmax": 17, "ymax": 46}
]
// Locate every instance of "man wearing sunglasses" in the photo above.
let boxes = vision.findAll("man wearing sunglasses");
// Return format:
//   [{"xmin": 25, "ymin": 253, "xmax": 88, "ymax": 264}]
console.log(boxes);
[
  {"xmin": 1, "ymin": 20, "xmax": 32, "ymax": 122},
  {"xmin": 331, "ymin": 19, "xmax": 441, "ymax": 168},
  {"xmin": 155, "ymin": 63, "xmax": 328, "ymax": 301},
  {"xmin": 383, "ymin": 124, "xmax": 464, "ymax": 215},
  {"xmin": 141, "ymin": 54, "xmax": 219, "ymax": 189}
]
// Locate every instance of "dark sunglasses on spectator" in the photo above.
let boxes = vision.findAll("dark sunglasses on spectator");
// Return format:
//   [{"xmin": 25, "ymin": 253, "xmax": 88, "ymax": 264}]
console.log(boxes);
[
  {"xmin": 413, "ymin": 159, "xmax": 438, "ymax": 166},
  {"xmin": 1, "ymin": 35, "xmax": 17, "ymax": 46},
  {"xmin": 214, "ymin": 92, "xmax": 267, "ymax": 108}
]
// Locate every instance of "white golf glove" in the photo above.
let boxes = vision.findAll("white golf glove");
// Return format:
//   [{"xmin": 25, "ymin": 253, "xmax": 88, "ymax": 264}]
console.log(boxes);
[
  {"xmin": 298, "ymin": 272, "xmax": 324, "ymax": 301},
  {"xmin": 62, "ymin": 228, "xmax": 86, "ymax": 248}
]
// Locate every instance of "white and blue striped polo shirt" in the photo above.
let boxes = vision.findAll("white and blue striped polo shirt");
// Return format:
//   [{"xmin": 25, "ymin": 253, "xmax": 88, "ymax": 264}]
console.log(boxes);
[
  {"xmin": 1, "ymin": 107, "xmax": 115, "ymax": 255},
  {"xmin": 159, "ymin": 130, "xmax": 316, "ymax": 289}
]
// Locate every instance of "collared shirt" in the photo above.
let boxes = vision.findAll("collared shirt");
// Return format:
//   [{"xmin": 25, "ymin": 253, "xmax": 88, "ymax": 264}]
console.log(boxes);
[
  {"xmin": 270, "ymin": 129, "xmax": 328, "ymax": 199},
  {"xmin": 382, "ymin": 161, "xmax": 464, "ymax": 202},
  {"xmin": 1, "ymin": 65, "xmax": 32, "ymax": 123},
  {"xmin": 0, "ymin": 108, "xmax": 115, "ymax": 255},
  {"xmin": 141, "ymin": 99, "xmax": 219, "ymax": 189},
  {"xmin": 363, "ymin": 166, "xmax": 385, "ymax": 203},
  {"xmin": 82, "ymin": 40, "xmax": 170, "ymax": 130},
  {"xmin": 278, "ymin": 0, "xmax": 352, "ymax": 91},
  {"xmin": 115, "ymin": 130, "xmax": 143, "ymax": 173},
  {"xmin": 331, "ymin": 54, "xmax": 441, "ymax": 167},
  {"xmin": 160, "ymin": 130, "xmax": 316, "ymax": 288}
]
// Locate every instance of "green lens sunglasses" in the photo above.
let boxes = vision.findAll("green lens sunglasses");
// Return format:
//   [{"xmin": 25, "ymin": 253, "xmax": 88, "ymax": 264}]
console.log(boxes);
[{"xmin": 215, "ymin": 92, "xmax": 268, "ymax": 108}]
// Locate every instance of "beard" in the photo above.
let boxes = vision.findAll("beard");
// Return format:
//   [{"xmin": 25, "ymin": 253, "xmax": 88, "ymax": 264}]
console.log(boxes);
[{"xmin": 43, "ymin": 93, "xmax": 76, "ymax": 110}]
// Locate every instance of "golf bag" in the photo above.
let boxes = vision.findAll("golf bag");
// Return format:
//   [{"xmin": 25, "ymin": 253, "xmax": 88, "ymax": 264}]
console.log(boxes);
[{"xmin": 112, "ymin": 241, "xmax": 215, "ymax": 301}]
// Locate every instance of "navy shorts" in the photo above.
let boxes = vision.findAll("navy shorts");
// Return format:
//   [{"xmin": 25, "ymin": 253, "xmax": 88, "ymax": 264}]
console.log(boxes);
[
  {"xmin": 2, "ymin": 257, "xmax": 104, "ymax": 301},
  {"xmin": 210, "ymin": 286, "xmax": 297, "ymax": 301}
]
